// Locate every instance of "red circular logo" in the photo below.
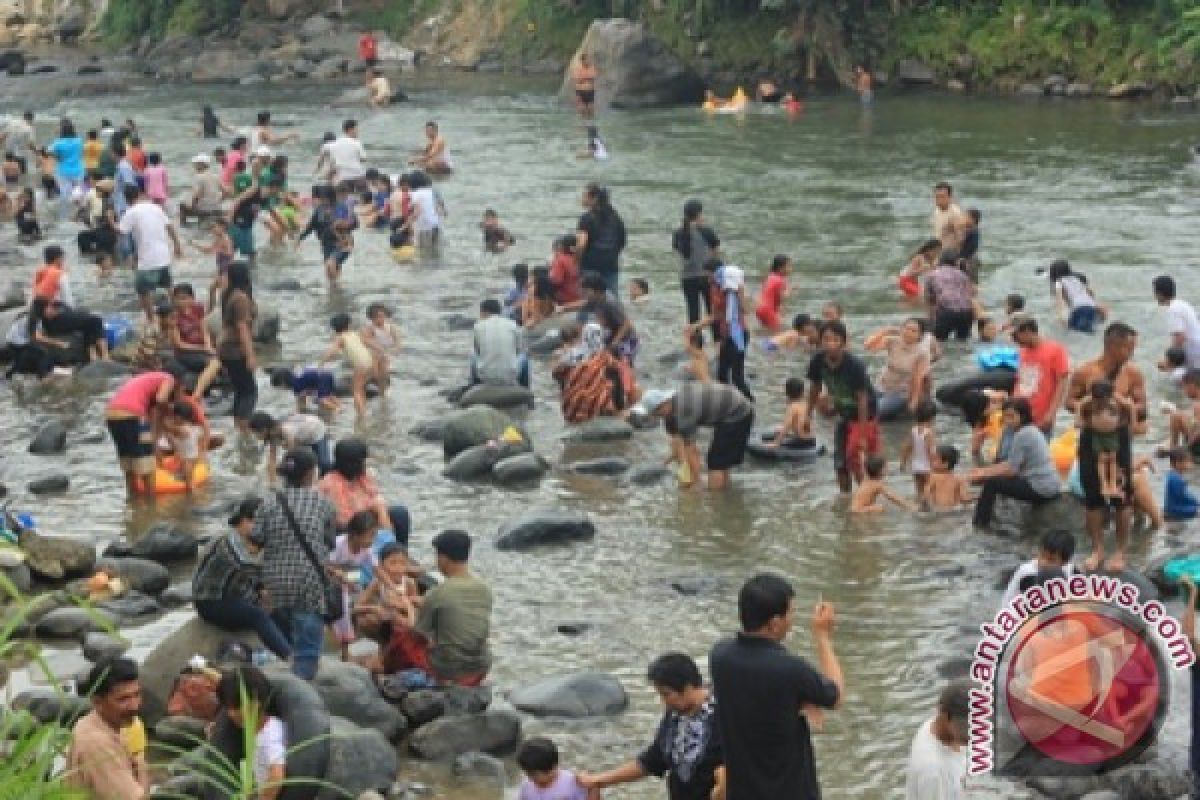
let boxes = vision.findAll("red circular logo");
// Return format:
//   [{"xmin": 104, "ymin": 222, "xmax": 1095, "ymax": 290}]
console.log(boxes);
[{"xmin": 1005, "ymin": 605, "xmax": 1163, "ymax": 768}]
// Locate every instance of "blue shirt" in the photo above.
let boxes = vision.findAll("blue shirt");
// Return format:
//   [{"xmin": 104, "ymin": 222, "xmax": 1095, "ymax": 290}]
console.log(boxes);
[
  {"xmin": 291, "ymin": 367, "xmax": 335, "ymax": 399},
  {"xmin": 1165, "ymin": 470, "xmax": 1198, "ymax": 519},
  {"xmin": 49, "ymin": 137, "xmax": 84, "ymax": 180},
  {"xmin": 114, "ymin": 159, "xmax": 137, "ymax": 215}
]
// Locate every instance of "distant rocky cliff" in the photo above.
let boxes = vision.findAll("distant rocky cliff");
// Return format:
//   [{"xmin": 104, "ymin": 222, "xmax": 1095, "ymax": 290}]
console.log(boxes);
[{"xmin": 0, "ymin": 0, "xmax": 107, "ymax": 45}]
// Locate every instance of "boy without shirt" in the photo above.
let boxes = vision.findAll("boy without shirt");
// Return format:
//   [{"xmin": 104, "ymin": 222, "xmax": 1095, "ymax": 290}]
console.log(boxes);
[{"xmin": 922, "ymin": 445, "xmax": 975, "ymax": 511}]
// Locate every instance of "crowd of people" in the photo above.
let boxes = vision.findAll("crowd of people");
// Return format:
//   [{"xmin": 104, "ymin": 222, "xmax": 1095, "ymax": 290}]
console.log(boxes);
[{"xmin": 4, "ymin": 55, "xmax": 1197, "ymax": 800}]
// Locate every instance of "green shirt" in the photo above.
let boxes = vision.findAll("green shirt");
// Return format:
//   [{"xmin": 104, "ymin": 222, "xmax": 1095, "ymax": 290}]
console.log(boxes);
[
  {"xmin": 414, "ymin": 572, "xmax": 493, "ymax": 679},
  {"xmin": 232, "ymin": 172, "xmax": 253, "ymax": 195}
]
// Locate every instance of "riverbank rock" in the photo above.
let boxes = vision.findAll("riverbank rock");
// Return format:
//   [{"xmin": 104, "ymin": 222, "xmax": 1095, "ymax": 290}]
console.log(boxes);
[
  {"xmin": 314, "ymin": 660, "xmax": 407, "ymax": 741},
  {"xmin": 510, "ymin": 672, "xmax": 628, "ymax": 717},
  {"xmin": 410, "ymin": 419, "xmax": 446, "ymax": 442},
  {"xmin": 458, "ymin": 384, "xmax": 535, "ymax": 410},
  {"xmin": 561, "ymin": 18, "xmax": 703, "ymax": 109},
  {"xmin": 98, "ymin": 590, "xmax": 162, "ymax": 619},
  {"xmin": 317, "ymin": 717, "xmax": 399, "ymax": 800},
  {"xmin": 34, "ymin": 606, "xmax": 118, "ymax": 638},
  {"xmin": 443, "ymin": 442, "xmax": 518, "ymax": 482},
  {"xmin": 408, "ymin": 710, "xmax": 521, "ymax": 760},
  {"xmin": 28, "ymin": 474, "xmax": 69, "ymax": 494},
  {"xmin": 496, "ymin": 510, "xmax": 595, "ymax": 551},
  {"xmin": 627, "ymin": 463, "xmax": 669, "ymax": 486},
  {"xmin": 83, "ymin": 631, "xmax": 130, "ymax": 662},
  {"xmin": 75, "ymin": 359, "xmax": 131, "ymax": 383},
  {"xmin": 1066, "ymin": 82, "xmax": 1093, "ymax": 97},
  {"xmin": 104, "ymin": 523, "xmax": 198, "ymax": 564},
  {"xmin": 153, "ymin": 714, "xmax": 208, "ymax": 751},
  {"xmin": 399, "ymin": 686, "xmax": 491, "ymax": 728},
  {"xmin": 491, "ymin": 453, "xmax": 548, "ymax": 485},
  {"xmin": 570, "ymin": 457, "xmax": 630, "ymax": 476},
  {"xmin": 12, "ymin": 689, "xmax": 90, "ymax": 724},
  {"xmin": 1043, "ymin": 74, "xmax": 1068, "ymax": 95},
  {"xmin": 1108, "ymin": 81, "xmax": 1152, "ymax": 99},
  {"xmin": 562, "ymin": 417, "xmax": 632, "ymax": 442},
  {"xmin": 442, "ymin": 406, "xmax": 519, "ymax": 459},
  {"xmin": 253, "ymin": 309, "xmax": 281, "ymax": 344},
  {"xmin": 897, "ymin": 58, "xmax": 935, "ymax": 85},
  {"xmin": 19, "ymin": 529, "xmax": 95, "ymax": 580},
  {"xmin": 28, "ymin": 420, "xmax": 67, "ymax": 454},
  {"xmin": 453, "ymin": 751, "xmax": 507, "ymax": 787},
  {"xmin": 97, "ymin": 557, "xmax": 170, "ymax": 595},
  {"xmin": 190, "ymin": 49, "xmax": 259, "ymax": 83}
]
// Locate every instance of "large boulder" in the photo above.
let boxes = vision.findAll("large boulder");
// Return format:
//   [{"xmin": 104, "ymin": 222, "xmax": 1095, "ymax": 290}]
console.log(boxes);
[
  {"xmin": 139, "ymin": 617, "xmax": 259, "ymax": 723},
  {"xmin": 104, "ymin": 523, "xmax": 198, "ymax": 565},
  {"xmin": 28, "ymin": 420, "xmax": 67, "ymax": 454},
  {"xmin": 19, "ymin": 529, "xmax": 95, "ymax": 580},
  {"xmin": 265, "ymin": 0, "xmax": 310, "ymax": 19},
  {"xmin": 97, "ymin": 589, "xmax": 162, "ymax": 619},
  {"xmin": 444, "ymin": 442, "xmax": 528, "ymax": 482},
  {"xmin": 97, "ymin": 557, "xmax": 170, "ymax": 595},
  {"xmin": 491, "ymin": 453, "xmax": 548, "ymax": 485},
  {"xmin": 408, "ymin": 710, "xmax": 521, "ymax": 760},
  {"xmin": 189, "ymin": 50, "xmax": 259, "ymax": 84},
  {"xmin": 313, "ymin": 660, "xmax": 407, "ymax": 741},
  {"xmin": 34, "ymin": 606, "xmax": 118, "ymax": 639},
  {"xmin": 496, "ymin": 510, "xmax": 595, "ymax": 551},
  {"xmin": 458, "ymin": 383, "xmax": 535, "ymax": 410},
  {"xmin": 510, "ymin": 672, "xmax": 628, "ymax": 717},
  {"xmin": 317, "ymin": 717, "xmax": 399, "ymax": 800},
  {"xmin": 442, "ymin": 406, "xmax": 519, "ymax": 459},
  {"xmin": 299, "ymin": 14, "xmax": 336, "ymax": 40},
  {"xmin": 560, "ymin": 19, "xmax": 704, "ymax": 109},
  {"xmin": 83, "ymin": 631, "xmax": 130, "ymax": 662},
  {"xmin": 399, "ymin": 686, "xmax": 491, "ymax": 729},
  {"xmin": 12, "ymin": 689, "xmax": 90, "ymax": 724}
]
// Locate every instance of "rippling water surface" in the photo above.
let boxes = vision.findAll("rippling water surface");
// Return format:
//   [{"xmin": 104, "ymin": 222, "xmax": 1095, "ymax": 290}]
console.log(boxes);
[{"xmin": 6, "ymin": 75, "xmax": 1200, "ymax": 798}]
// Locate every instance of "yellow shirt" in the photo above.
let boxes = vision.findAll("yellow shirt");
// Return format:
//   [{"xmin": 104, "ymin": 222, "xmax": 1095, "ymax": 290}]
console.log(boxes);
[{"xmin": 83, "ymin": 139, "xmax": 104, "ymax": 172}]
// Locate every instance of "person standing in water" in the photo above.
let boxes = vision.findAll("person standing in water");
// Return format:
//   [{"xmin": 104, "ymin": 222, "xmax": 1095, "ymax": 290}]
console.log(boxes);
[
  {"xmin": 672, "ymin": 199, "xmax": 720, "ymax": 335},
  {"xmin": 409, "ymin": 121, "xmax": 453, "ymax": 174},
  {"xmin": 853, "ymin": 65, "xmax": 874, "ymax": 104},
  {"xmin": 574, "ymin": 53, "xmax": 598, "ymax": 120},
  {"xmin": 199, "ymin": 106, "xmax": 233, "ymax": 139}
]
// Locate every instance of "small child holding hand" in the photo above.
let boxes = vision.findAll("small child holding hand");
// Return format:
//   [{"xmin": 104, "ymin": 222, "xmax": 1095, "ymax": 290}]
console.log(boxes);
[
  {"xmin": 851, "ymin": 456, "xmax": 916, "ymax": 513},
  {"xmin": 922, "ymin": 445, "xmax": 975, "ymax": 511}
]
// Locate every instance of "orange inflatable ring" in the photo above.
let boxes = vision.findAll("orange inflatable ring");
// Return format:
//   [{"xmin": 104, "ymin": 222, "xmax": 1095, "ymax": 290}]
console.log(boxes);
[
  {"xmin": 1049, "ymin": 427, "xmax": 1078, "ymax": 478},
  {"xmin": 135, "ymin": 457, "xmax": 210, "ymax": 494}
]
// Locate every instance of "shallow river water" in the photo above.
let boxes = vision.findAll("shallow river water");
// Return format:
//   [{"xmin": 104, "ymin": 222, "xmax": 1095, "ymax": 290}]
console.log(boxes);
[{"xmin": 5, "ymin": 75, "xmax": 1200, "ymax": 798}]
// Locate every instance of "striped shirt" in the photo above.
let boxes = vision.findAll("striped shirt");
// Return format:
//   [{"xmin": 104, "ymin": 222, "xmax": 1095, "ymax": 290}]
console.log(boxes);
[{"xmin": 670, "ymin": 383, "xmax": 753, "ymax": 441}]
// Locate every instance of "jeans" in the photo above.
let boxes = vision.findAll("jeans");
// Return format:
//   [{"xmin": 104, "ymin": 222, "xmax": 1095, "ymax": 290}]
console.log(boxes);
[
  {"xmin": 272, "ymin": 607, "xmax": 325, "ymax": 680},
  {"xmin": 468, "ymin": 354, "xmax": 530, "ymax": 389},
  {"xmin": 313, "ymin": 437, "xmax": 334, "ymax": 476},
  {"xmin": 56, "ymin": 175, "xmax": 82, "ymax": 220},
  {"xmin": 877, "ymin": 390, "xmax": 911, "ymax": 422},
  {"xmin": 220, "ymin": 355, "xmax": 258, "ymax": 421},
  {"xmin": 195, "ymin": 597, "xmax": 292, "ymax": 660},
  {"xmin": 1068, "ymin": 305, "xmax": 1101, "ymax": 334},
  {"xmin": 973, "ymin": 475, "xmax": 1059, "ymax": 527},
  {"xmin": 717, "ymin": 336, "xmax": 753, "ymax": 402}
]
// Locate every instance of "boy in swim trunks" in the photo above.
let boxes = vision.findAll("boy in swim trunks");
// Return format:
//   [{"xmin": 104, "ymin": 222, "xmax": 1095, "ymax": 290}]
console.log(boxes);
[
  {"xmin": 769, "ymin": 378, "xmax": 813, "ymax": 449},
  {"xmin": 850, "ymin": 456, "xmax": 916, "ymax": 513},
  {"xmin": 922, "ymin": 445, "xmax": 975, "ymax": 511}
]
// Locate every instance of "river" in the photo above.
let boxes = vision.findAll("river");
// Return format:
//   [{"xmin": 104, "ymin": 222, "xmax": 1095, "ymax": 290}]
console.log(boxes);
[{"xmin": 5, "ymin": 74, "xmax": 1200, "ymax": 798}]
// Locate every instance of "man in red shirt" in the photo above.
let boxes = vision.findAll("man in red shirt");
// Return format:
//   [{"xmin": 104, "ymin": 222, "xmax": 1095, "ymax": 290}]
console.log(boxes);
[
  {"xmin": 1013, "ymin": 318, "xmax": 1070, "ymax": 435},
  {"xmin": 358, "ymin": 31, "xmax": 378, "ymax": 68}
]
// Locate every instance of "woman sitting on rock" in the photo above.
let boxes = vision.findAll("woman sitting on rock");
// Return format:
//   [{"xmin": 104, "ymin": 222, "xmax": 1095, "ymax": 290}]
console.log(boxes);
[
  {"xmin": 318, "ymin": 437, "xmax": 411, "ymax": 548},
  {"xmin": 552, "ymin": 322, "xmax": 636, "ymax": 424},
  {"xmin": 192, "ymin": 497, "xmax": 291, "ymax": 663}
]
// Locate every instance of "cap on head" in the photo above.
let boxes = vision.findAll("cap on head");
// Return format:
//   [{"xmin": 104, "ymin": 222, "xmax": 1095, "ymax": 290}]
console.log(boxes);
[{"xmin": 634, "ymin": 388, "xmax": 676, "ymax": 417}]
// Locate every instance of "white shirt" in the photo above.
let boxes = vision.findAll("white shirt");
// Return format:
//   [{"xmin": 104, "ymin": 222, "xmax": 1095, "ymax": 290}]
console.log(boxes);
[
  {"xmin": 280, "ymin": 413, "xmax": 326, "ymax": 446},
  {"xmin": 321, "ymin": 136, "xmax": 367, "ymax": 184},
  {"xmin": 410, "ymin": 187, "xmax": 440, "ymax": 233},
  {"xmin": 118, "ymin": 201, "xmax": 174, "ymax": 270},
  {"xmin": 1056, "ymin": 275, "xmax": 1094, "ymax": 310},
  {"xmin": 3, "ymin": 117, "xmax": 34, "ymax": 158},
  {"xmin": 252, "ymin": 716, "xmax": 286, "ymax": 789},
  {"xmin": 906, "ymin": 719, "xmax": 966, "ymax": 800},
  {"xmin": 1167, "ymin": 298, "xmax": 1200, "ymax": 369},
  {"xmin": 931, "ymin": 202, "xmax": 964, "ymax": 248},
  {"xmin": 1001, "ymin": 559, "xmax": 1075, "ymax": 608}
]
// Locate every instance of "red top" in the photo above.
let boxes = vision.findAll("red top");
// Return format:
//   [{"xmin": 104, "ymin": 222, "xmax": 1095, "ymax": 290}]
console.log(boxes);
[
  {"xmin": 318, "ymin": 471, "xmax": 382, "ymax": 528},
  {"xmin": 32, "ymin": 264, "xmax": 62, "ymax": 302},
  {"xmin": 174, "ymin": 304, "xmax": 206, "ymax": 348},
  {"xmin": 1015, "ymin": 339, "xmax": 1070, "ymax": 424},
  {"xmin": 108, "ymin": 372, "xmax": 173, "ymax": 417},
  {"xmin": 549, "ymin": 252, "xmax": 581, "ymax": 305},
  {"xmin": 358, "ymin": 33, "xmax": 378, "ymax": 62},
  {"xmin": 128, "ymin": 146, "xmax": 146, "ymax": 173},
  {"xmin": 757, "ymin": 273, "xmax": 787, "ymax": 315}
]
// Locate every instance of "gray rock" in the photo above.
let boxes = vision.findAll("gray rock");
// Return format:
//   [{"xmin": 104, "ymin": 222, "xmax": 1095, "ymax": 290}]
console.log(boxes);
[
  {"xmin": 311, "ymin": 55, "xmax": 348, "ymax": 81},
  {"xmin": 160, "ymin": 584, "xmax": 194, "ymax": 608},
  {"xmin": 559, "ymin": 19, "xmax": 703, "ymax": 108},
  {"xmin": 570, "ymin": 457, "xmax": 631, "ymax": 476},
  {"xmin": 1171, "ymin": 95, "xmax": 1195, "ymax": 108},
  {"xmin": 253, "ymin": 309, "xmax": 281, "ymax": 344},
  {"xmin": 443, "ymin": 443, "xmax": 508, "ymax": 482},
  {"xmin": 190, "ymin": 49, "xmax": 259, "ymax": 83},
  {"xmin": 300, "ymin": 14, "xmax": 336, "ymax": 40},
  {"xmin": 98, "ymin": 557, "xmax": 170, "ymax": 595},
  {"xmin": 317, "ymin": 717, "xmax": 399, "ymax": 800},
  {"xmin": 314, "ymin": 660, "xmax": 407, "ymax": 741},
  {"xmin": 409, "ymin": 419, "xmax": 445, "ymax": 442},
  {"xmin": 627, "ymin": 463, "xmax": 670, "ymax": 486},
  {"xmin": 1043, "ymin": 74, "xmax": 1068, "ymax": 95},
  {"xmin": 896, "ymin": 58, "xmax": 935, "ymax": 85},
  {"xmin": 1017, "ymin": 83, "xmax": 1043, "ymax": 97},
  {"xmin": 408, "ymin": 710, "xmax": 521, "ymax": 760},
  {"xmin": 97, "ymin": 590, "xmax": 162, "ymax": 619},
  {"xmin": 458, "ymin": 384, "xmax": 534, "ymax": 410},
  {"xmin": 496, "ymin": 510, "xmax": 596, "ymax": 551},
  {"xmin": 28, "ymin": 474, "xmax": 69, "ymax": 494},
  {"xmin": 34, "ymin": 606, "xmax": 118, "ymax": 638},
  {"xmin": 104, "ymin": 523, "xmax": 198, "ymax": 564},
  {"xmin": 2, "ymin": 561, "xmax": 32, "ymax": 593},
  {"xmin": 400, "ymin": 686, "xmax": 492, "ymax": 728},
  {"xmin": 266, "ymin": 278, "xmax": 304, "ymax": 292},
  {"xmin": 1107, "ymin": 81, "xmax": 1153, "ymax": 99},
  {"xmin": 239, "ymin": 73, "xmax": 265, "ymax": 86},
  {"xmin": 491, "ymin": 453, "xmax": 548, "ymax": 485},
  {"xmin": 442, "ymin": 312, "xmax": 477, "ymax": 331},
  {"xmin": 526, "ymin": 330, "xmax": 563, "ymax": 355},
  {"xmin": 83, "ymin": 632, "xmax": 130, "ymax": 661},
  {"xmin": 153, "ymin": 714, "xmax": 208, "ymax": 750},
  {"xmin": 442, "ymin": 407, "xmax": 519, "ymax": 459},
  {"xmin": 75, "ymin": 359, "xmax": 131, "ymax": 383},
  {"xmin": 1077, "ymin": 792, "xmax": 1120, "ymax": 800},
  {"xmin": 19, "ymin": 529, "xmax": 95, "ymax": 580},
  {"xmin": 511, "ymin": 672, "xmax": 627, "ymax": 717},
  {"xmin": 1066, "ymin": 82, "xmax": 1093, "ymax": 97},
  {"xmin": 28, "ymin": 420, "xmax": 67, "ymax": 454},
  {"xmin": 946, "ymin": 79, "xmax": 966, "ymax": 92},
  {"xmin": 12, "ymin": 689, "xmax": 90, "ymax": 724},
  {"xmin": 453, "ymin": 751, "xmax": 507, "ymax": 787},
  {"xmin": 563, "ymin": 418, "xmax": 633, "ymax": 442},
  {"xmin": 669, "ymin": 573, "xmax": 721, "ymax": 596}
]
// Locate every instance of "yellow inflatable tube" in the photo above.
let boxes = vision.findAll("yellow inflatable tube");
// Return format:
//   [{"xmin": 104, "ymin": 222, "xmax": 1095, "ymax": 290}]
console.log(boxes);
[
  {"xmin": 392, "ymin": 245, "xmax": 416, "ymax": 263},
  {"xmin": 136, "ymin": 458, "xmax": 210, "ymax": 494},
  {"xmin": 1049, "ymin": 427, "xmax": 1078, "ymax": 478}
]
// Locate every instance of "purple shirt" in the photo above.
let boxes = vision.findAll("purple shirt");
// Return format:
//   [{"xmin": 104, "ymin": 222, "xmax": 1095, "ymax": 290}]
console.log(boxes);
[{"xmin": 518, "ymin": 770, "xmax": 587, "ymax": 800}]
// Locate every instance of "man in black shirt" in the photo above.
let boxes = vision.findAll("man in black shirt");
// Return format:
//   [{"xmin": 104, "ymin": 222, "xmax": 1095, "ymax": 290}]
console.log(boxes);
[
  {"xmin": 579, "ymin": 652, "xmax": 722, "ymax": 800},
  {"xmin": 710, "ymin": 573, "xmax": 843, "ymax": 800}
]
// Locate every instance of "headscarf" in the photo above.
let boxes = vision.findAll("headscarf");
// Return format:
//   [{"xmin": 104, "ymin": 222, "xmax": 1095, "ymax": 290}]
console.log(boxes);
[{"xmin": 565, "ymin": 323, "xmax": 606, "ymax": 366}]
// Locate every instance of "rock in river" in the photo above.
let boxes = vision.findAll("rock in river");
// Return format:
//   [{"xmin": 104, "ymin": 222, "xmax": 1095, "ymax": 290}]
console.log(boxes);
[
  {"xmin": 314, "ymin": 660, "xmax": 407, "ymax": 741},
  {"xmin": 19, "ymin": 528, "xmax": 95, "ymax": 580},
  {"xmin": 104, "ymin": 523, "xmax": 198, "ymax": 564},
  {"xmin": 491, "ymin": 453, "xmax": 548, "ymax": 485},
  {"xmin": 28, "ymin": 420, "xmax": 67, "ymax": 454},
  {"xmin": 495, "ymin": 510, "xmax": 595, "ymax": 551},
  {"xmin": 458, "ymin": 383, "xmax": 535, "ymax": 410},
  {"xmin": 13, "ymin": 689, "xmax": 90, "ymax": 724},
  {"xmin": 399, "ymin": 686, "xmax": 492, "ymax": 729},
  {"xmin": 442, "ymin": 406, "xmax": 522, "ymax": 459},
  {"xmin": 34, "ymin": 606, "xmax": 118, "ymax": 639},
  {"xmin": 83, "ymin": 632, "xmax": 130, "ymax": 662},
  {"xmin": 28, "ymin": 474, "xmax": 69, "ymax": 495},
  {"xmin": 408, "ymin": 710, "xmax": 521, "ymax": 760},
  {"xmin": 443, "ymin": 443, "xmax": 511, "ymax": 482},
  {"xmin": 562, "ymin": 417, "xmax": 632, "ymax": 442},
  {"xmin": 510, "ymin": 672, "xmax": 628, "ymax": 717},
  {"xmin": 97, "ymin": 557, "xmax": 170, "ymax": 596},
  {"xmin": 571, "ymin": 457, "xmax": 631, "ymax": 476},
  {"xmin": 318, "ymin": 717, "xmax": 399, "ymax": 800},
  {"xmin": 560, "ymin": 19, "xmax": 703, "ymax": 108}
]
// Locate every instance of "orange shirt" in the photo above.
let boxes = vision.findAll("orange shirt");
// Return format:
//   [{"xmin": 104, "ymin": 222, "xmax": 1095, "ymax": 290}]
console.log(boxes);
[
  {"xmin": 32, "ymin": 264, "xmax": 62, "ymax": 302},
  {"xmin": 318, "ymin": 471, "xmax": 382, "ymax": 528}
]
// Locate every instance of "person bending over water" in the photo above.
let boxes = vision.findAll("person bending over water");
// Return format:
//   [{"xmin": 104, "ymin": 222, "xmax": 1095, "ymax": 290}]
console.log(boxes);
[
  {"xmin": 319, "ymin": 313, "xmax": 375, "ymax": 419},
  {"xmin": 409, "ymin": 121, "xmax": 453, "ymax": 174}
]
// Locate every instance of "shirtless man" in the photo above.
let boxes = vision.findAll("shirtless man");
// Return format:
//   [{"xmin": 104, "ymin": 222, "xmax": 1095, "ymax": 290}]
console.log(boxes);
[
  {"xmin": 1064, "ymin": 321, "xmax": 1148, "ymax": 571},
  {"xmin": 248, "ymin": 111, "xmax": 297, "ymax": 150},
  {"xmin": 574, "ymin": 53, "xmax": 598, "ymax": 120},
  {"xmin": 409, "ymin": 121, "xmax": 453, "ymax": 174},
  {"xmin": 854, "ymin": 65, "xmax": 873, "ymax": 104},
  {"xmin": 366, "ymin": 69, "xmax": 392, "ymax": 109},
  {"xmin": 931, "ymin": 182, "xmax": 966, "ymax": 252}
]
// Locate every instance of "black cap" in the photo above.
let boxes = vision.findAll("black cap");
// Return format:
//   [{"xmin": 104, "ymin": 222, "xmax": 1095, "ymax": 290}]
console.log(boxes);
[
  {"xmin": 432, "ymin": 529, "xmax": 471, "ymax": 563},
  {"xmin": 228, "ymin": 496, "xmax": 261, "ymax": 527}
]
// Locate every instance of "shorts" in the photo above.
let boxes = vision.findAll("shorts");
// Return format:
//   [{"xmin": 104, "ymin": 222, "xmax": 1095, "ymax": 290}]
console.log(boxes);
[
  {"xmin": 576, "ymin": 88, "xmax": 596, "ymax": 105},
  {"xmin": 1068, "ymin": 305, "xmax": 1101, "ymax": 334},
  {"xmin": 107, "ymin": 417, "xmax": 154, "ymax": 474},
  {"xmin": 230, "ymin": 223, "xmax": 255, "ymax": 256},
  {"xmin": 321, "ymin": 241, "xmax": 352, "ymax": 271},
  {"xmin": 134, "ymin": 266, "xmax": 172, "ymax": 296},
  {"xmin": 933, "ymin": 308, "xmax": 974, "ymax": 341},
  {"xmin": 834, "ymin": 417, "xmax": 882, "ymax": 473},
  {"xmin": 898, "ymin": 274, "xmax": 920, "ymax": 298},
  {"xmin": 707, "ymin": 411, "xmax": 754, "ymax": 471},
  {"xmin": 755, "ymin": 306, "xmax": 781, "ymax": 331},
  {"xmin": 1078, "ymin": 427, "xmax": 1131, "ymax": 510}
]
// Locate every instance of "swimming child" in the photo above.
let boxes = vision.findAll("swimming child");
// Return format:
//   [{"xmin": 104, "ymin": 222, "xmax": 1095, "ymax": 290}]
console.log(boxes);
[
  {"xmin": 481, "ymin": 209, "xmax": 516, "ymax": 253},
  {"xmin": 682, "ymin": 321, "xmax": 711, "ymax": 383},
  {"xmin": 1165, "ymin": 447, "xmax": 1199, "ymax": 521},
  {"xmin": 516, "ymin": 737, "xmax": 597, "ymax": 800},
  {"xmin": 769, "ymin": 378, "xmax": 814, "ymax": 448},
  {"xmin": 850, "ymin": 456, "xmax": 917, "ymax": 513},
  {"xmin": 192, "ymin": 218, "xmax": 234, "ymax": 310},
  {"xmin": 628, "ymin": 277, "xmax": 650, "ymax": 304},
  {"xmin": 319, "ymin": 313, "xmax": 374, "ymax": 418},
  {"xmin": 362, "ymin": 302, "xmax": 401, "ymax": 394},
  {"xmin": 899, "ymin": 400, "xmax": 937, "ymax": 495},
  {"xmin": 270, "ymin": 365, "xmax": 341, "ymax": 414},
  {"xmin": 247, "ymin": 410, "xmax": 333, "ymax": 483},
  {"xmin": 922, "ymin": 445, "xmax": 974, "ymax": 511},
  {"xmin": 763, "ymin": 312, "xmax": 821, "ymax": 354},
  {"xmin": 162, "ymin": 401, "xmax": 202, "ymax": 492},
  {"xmin": 821, "ymin": 300, "xmax": 842, "ymax": 323},
  {"xmin": 1076, "ymin": 379, "xmax": 1133, "ymax": 501},
  {"xmin": 755, "ymin": 255, "xmax": 791, "ymax": 332},
  {"xmin": 897, "ymin": 239, "xmax": 941, "ymax": 298},
  {"xmin": 142, "ymin": 152, "xmax": 169, "ymax": 206},
  {"xmin": 505, "ymin": 263, "xmax": 530, "ymax": 322}
]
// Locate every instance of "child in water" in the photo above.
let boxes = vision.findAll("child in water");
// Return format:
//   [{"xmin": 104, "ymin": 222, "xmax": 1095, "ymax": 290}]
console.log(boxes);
[
  {"xmin": 1000, "ymin": 529, "xmax": 1076, "ymax": 607},
  {"xmin": 763, "ymin": 312, "xmax": 820, "ymax": 354},
  {"xmin": 769, "ymin": 378, "xmax": 814, "ymax": 448},
  {"xmin": 682, "ymin": 321, "xmax": 711, "ymax": 383},
  {"xmin": 516, "ymin": 737, "xmax": 597, "ymax": 800},
  {"xmin": 192, "ymin": 218, "xmax": 234, "ymax": 310},
  {"xmin": 897, "ymin": 239, "xmax": 941, "ymax": 299},
  {"xmin": 755, "ymin": 255, "xmax": 791, "ymax": 332},
  {"xmin": 1077, "ymin": 379, "xmax": 1133, "ymax": 500},
  {"xmin": 481, "ymin": 209, "xmax": 516, "ymax": 253},
  {"xmin": 142, "ymin": 153, "xmax": 169, "ymax": 206},
  {"xmin": 922, "ymin": 445, "xmax": 974, "ymax": 511},
  {"xmin": 299, "ymin": 185, "xmax": 353, "ymax": 285},
  {"xmin": 899, "ymin": 400, "xmax": 937, "ymax": 496},
  {"xmin": 1164, "ymin": 447, "xmax": 1199, "ymax": 521},
  {"xmin": 628, "ymin": 278, "xmax": 650, "ymax": 305},
  {"xmin": 270, "ymin": 365, "xmax": 341, "ymax": 414},
  {"xmin": 504, "ymin": 263, "xmax": 529, "ymax": 322},
  {"xmin": 1159, "ymin": 346, "xmax": 1188, "ymax": 386},
  {"xmin": 362, "ymin": 302, "xmax": 401, "ymax": 394},
  {"xmin": 319, "ymin": 312, "xmax": 375, "ymax": 418},
  {"xmin": 162, "ymin": 401, "xmax": 202, "ymax": 492},
  {"xmin": 851, "ymin": 456, "xmax": 916, "ymax": 513}
]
